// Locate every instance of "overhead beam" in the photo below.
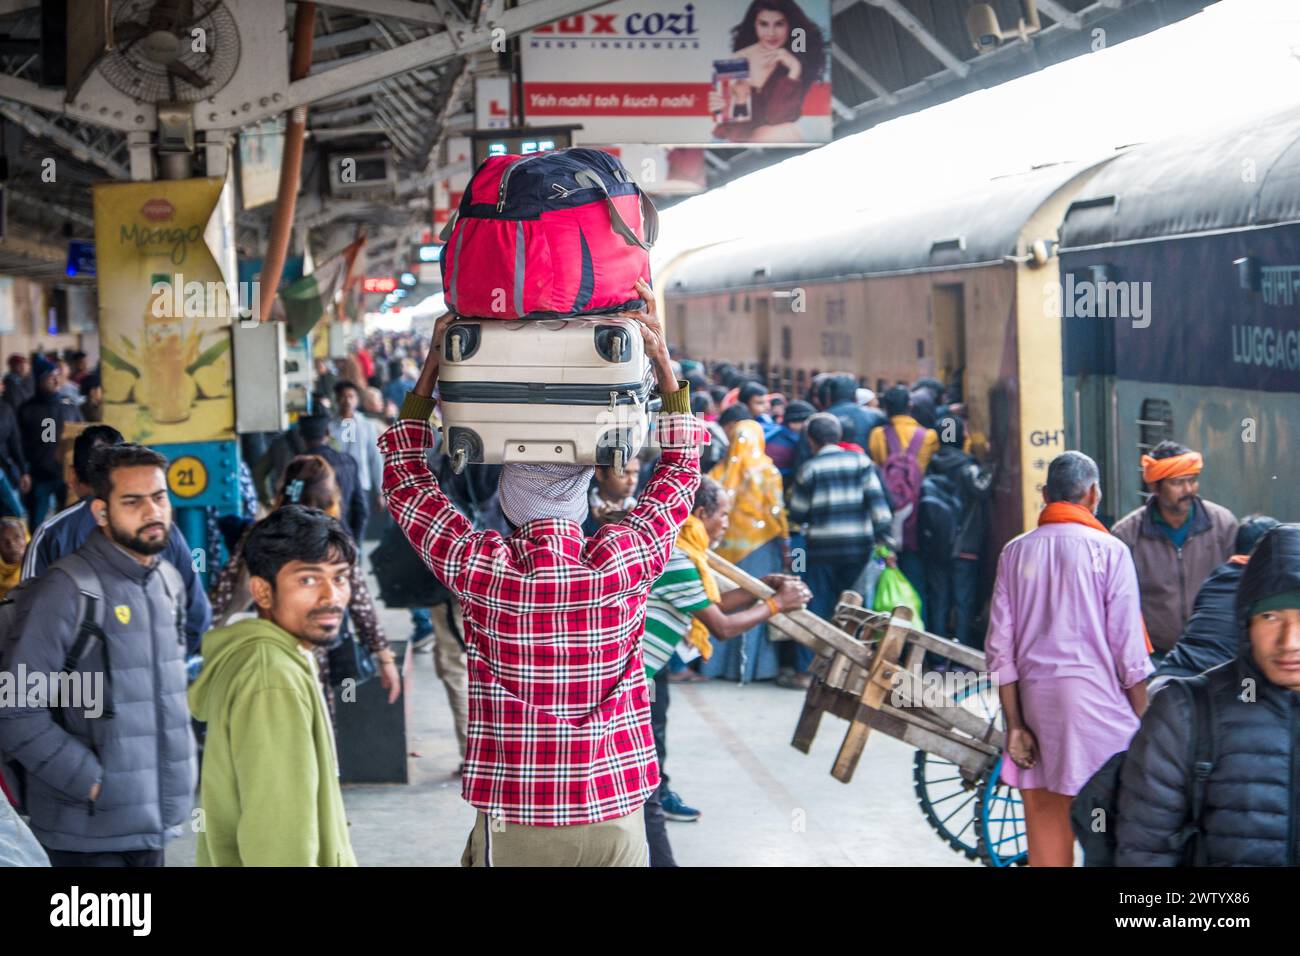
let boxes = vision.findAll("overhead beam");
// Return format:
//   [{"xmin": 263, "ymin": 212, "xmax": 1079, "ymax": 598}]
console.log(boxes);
[
  {"xmin": 286, "ymin": 0, "xmax": 610, "ymax": 111},
  {"xmin": 0, "ymin": 102, "xmax": 128, "ymax": 178},
  {"xmin": 831, "ymin": 43, "xmax": 897, "ymax": 104},
  {"xmin": 1036, "ymin": 0, "xmax": 1084, "ymax": 29},
  {"xmin": 830, "ymin": 96, "xmax": 855, "ymax": 122},
  {"xmin": 312, "ymin": 24, "xmax": 384, "ymax": 51},
  {"xmin": 0, "ymin": 71, "xmax": 68, "ymax": 113},
  {"xmin": 312, "ymin": 0, "xmax": 446, "ymax": 26},
  {"xmin": 864, "ymin": 0, "xmax": 970, "ymax": 77}
]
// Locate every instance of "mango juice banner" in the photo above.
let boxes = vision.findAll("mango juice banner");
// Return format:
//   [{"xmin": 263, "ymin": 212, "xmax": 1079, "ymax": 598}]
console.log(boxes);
[{"xmin": 93, "ymin": 178, "xmax": 235, "ymax": 445}]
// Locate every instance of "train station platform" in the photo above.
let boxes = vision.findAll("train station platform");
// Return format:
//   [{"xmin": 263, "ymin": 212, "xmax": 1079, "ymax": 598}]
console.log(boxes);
[{"xmin": 164, "ymin": 573, "xmax": 976, "ymax": 868}]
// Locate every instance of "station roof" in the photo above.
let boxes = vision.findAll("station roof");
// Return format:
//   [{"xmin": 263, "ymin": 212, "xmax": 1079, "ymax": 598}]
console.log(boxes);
[
  {"xmin": 1058, "ymin": 104, "xmax": 1300, "ymax": 249},
  {"xmin": 0, "ymin": 0, "xmax": 1215, "ymax": 285},
  {"xmin": 665, "ymin": 158, "xmax": 1101, "ymax": 293}
]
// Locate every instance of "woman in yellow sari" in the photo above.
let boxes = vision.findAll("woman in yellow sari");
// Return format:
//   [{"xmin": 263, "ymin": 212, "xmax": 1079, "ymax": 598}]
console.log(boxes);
[{"xmin": 700, "ymin": 419, "xmax": 791, "ymax": 682}]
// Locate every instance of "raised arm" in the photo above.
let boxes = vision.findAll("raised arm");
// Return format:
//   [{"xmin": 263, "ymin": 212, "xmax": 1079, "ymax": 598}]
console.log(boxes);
[
  {"xmin": 377, "ymin": 315, "xmax": 479, "ymax": 594},
  {"xmin": 602, "ymin": 279, "xmax": 709, "ymax": 580}
]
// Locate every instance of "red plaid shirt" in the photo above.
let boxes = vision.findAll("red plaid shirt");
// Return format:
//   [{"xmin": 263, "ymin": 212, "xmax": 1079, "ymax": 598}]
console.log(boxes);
[{"xmin": 379, "ymin": 406, "xmax": 709, "ymax": 826}]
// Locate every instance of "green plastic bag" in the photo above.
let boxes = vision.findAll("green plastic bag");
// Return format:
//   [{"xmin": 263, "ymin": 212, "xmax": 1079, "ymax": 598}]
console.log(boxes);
[{"xmin": 871, "ymin": 561, "xmax": 925, "ymax": 630}]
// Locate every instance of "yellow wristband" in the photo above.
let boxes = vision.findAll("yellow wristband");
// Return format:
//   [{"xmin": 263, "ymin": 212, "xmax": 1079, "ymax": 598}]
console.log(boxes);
[{"xmin": 764, "ymin": 597, "xmax": 780, "ymax": 617}]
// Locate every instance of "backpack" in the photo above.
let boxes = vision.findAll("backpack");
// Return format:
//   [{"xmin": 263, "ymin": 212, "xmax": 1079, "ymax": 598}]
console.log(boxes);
[
  {"xmin": 0, "ymin": 553, "xmax": 108, "ymax": 813},
  {"xmin": 0, "ymin": 552, "xmax": 185, "ymax": 812},
  {"xmin": 1070, "ymin": 676, "xmax": 1217, "ymax": 866},
  {"xmin": 881, "ymin": 425, "xmax": 926, "ymax": 551},
  {"xmin": 369, "ymin": 520, "xmax": 451, "ymax": 610},
  {"xmin": 917, "ymin": 474, "xmax": 961, "ymax": 565},
  {"xmin": 439, "ymin": 147, "xmax": 658, "ymax": 320}
]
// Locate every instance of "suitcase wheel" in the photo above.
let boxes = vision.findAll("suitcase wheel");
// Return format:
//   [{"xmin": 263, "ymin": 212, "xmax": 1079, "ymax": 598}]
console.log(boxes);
[
  {"xmin": 444, "ymin": 325, "xmax": 481, "ymax": 363},
  {"xmin": 594, "ymin": 326, "xmax": 630, "ymax": 363},
  {"xmin": 447, "ymin": 427, "xmax": 483, "ymax": 474}
]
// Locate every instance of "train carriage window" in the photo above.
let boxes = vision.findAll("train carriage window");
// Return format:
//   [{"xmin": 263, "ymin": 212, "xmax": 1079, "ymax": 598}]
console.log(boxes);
[
  {"xmin": 781, "ymin": 326, "xmax": 792, "ymax": 361},
  {"xmin": 1137, "ymin": 399, "xmax": 1174, "ymax": 492}
]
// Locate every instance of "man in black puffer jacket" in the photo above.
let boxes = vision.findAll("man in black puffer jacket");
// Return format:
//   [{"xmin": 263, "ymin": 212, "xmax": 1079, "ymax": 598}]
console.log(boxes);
[
  {"xmin": 1151, "ymin": 515, "xmax": 1279, "ymax": 690},
  {"xmin": 1115, "ymin": 523, "xmax": 1300, "ymax": 866}
]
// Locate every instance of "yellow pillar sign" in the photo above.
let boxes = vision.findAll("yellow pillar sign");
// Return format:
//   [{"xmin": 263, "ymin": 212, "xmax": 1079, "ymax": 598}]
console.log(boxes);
[
  {"xmin": 93, "ymin": 178, "xmax": 235, "ymax": 445},
  {"xmin": 167, "ymin": 455, "xmax": 209, "ymax": 499}
]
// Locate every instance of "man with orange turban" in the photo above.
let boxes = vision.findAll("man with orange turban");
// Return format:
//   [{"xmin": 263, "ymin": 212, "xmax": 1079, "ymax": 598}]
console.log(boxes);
[{"xmin": 1112, "ymin": 441, "xmax": 1239, "ymax": 656}]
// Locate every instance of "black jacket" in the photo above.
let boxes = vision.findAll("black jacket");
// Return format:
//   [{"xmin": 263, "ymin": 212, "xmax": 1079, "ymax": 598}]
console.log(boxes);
[
  {"xmin": 0, "ymin": 400, "xmax": 26, "ymax": 484},
  {"xmin": 1115, "ymin": 525, "xmax": 1300, "ymax": 866},
  {"xmin": 17, "ymin": 392, "xmax": 82, "ymax": 481},
  {"xmin": 926, "ymin": 445, "xmax": 992, "ymax": 557},
  {"xmin": 1153, "ymin": 560, "xmax": 1243, "ymax": 682}
]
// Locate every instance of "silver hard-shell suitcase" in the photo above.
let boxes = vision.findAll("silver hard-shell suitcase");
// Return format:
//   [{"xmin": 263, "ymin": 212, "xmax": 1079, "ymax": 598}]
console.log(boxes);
[{"xmin": 437, "ymin": 317, "xmax": 659, "ymax": 473}]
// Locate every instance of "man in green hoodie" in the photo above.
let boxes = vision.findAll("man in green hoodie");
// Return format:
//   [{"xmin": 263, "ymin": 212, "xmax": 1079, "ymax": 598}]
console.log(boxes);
[{"xmin": 189, "ymin": 505, "xmax": 358, "ymax": 867}]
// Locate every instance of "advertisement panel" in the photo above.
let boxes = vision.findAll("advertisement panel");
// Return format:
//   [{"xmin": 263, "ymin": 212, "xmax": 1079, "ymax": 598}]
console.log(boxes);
[
  {"xmin": 93, "ymin": 178, "xmax": 235, "ymax": 445},
  {"xmin": 521, "ymin": 0, "xmax": 832, "ymax": 145},
  {"xmin": 475, "ymin": 75, "xmax": 514, "ymax": 130},
  {"xmin": 238, "ymin": 117, "xmax": 286, "ymax": 210}
]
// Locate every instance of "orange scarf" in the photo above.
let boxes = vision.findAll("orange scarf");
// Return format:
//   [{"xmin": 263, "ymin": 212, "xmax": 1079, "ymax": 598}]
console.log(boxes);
[
  {"xmin": 1038, "ymin": 501, "xmax": 1153, "ymax": 653},
  {"xmin": 1037, "ymin": 501, "xmax": 1108, "ymax": 534}
]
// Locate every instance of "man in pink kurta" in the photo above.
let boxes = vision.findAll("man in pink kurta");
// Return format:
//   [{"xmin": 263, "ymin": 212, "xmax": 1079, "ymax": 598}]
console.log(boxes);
[{"xmin": 985, "ymin": 451, "xmax": 1152, "ymax": 866}]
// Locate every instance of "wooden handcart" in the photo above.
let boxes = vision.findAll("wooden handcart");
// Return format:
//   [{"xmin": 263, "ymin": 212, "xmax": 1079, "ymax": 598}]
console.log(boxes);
[{"xmin": 706, "ymin": 553, "xmax": 1028, "ymax": 866}]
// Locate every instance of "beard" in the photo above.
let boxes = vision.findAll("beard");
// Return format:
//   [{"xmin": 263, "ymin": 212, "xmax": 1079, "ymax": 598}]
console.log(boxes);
[
  {"xmin": 107, "ymin": 518, "xmax": 170, "ymax": 557},
  {"xmin": 300, "ymin": 607, "xmax": 346, "ymax": 645}
]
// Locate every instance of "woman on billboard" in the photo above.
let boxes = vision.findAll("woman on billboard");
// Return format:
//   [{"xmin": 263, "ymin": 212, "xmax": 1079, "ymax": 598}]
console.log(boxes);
[{"xmin": 709, "ymin": 0, "xmax": 827, "ymax": 143}]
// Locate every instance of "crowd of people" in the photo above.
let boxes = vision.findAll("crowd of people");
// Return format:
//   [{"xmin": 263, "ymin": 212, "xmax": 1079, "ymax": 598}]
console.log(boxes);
[{"xmin": 1, "ymin": 294, "xmax": 1296, "ymax": 869}]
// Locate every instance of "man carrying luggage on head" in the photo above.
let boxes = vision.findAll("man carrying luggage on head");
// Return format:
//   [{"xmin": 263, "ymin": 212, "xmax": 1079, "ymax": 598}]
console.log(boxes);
[{"xmin": 379, "ymin": 279, "xmax": 709, "ymax": 867}]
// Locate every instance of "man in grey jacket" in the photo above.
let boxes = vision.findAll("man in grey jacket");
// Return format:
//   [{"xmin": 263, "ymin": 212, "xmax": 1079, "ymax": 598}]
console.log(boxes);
[
  {"xmin": 1112, "ymin": 440, "xmax": 1238, "ymax": 654},
  {"xmin": 0, "ymin": 443, "xmax": 195, "ymax": 866}
]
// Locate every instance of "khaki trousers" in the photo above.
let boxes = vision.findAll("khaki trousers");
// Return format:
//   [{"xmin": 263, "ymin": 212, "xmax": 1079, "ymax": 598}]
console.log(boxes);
[{"xmin": 460, "ymin": 808, "xmax": 648, "ymax": 867}]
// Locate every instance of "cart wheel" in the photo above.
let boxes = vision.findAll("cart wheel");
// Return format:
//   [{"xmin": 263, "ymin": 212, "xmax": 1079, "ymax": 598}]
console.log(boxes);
[
  {"xmin": 911, "ymin": 750, "xmax": 980, "ymax": 861},
  {"xmin": 451, "ymin": 447, "xmax": 468, "ymax": 474},
  {"xmin": 976, "ymin": 754, "xmax": 1028, "ymax": 867}
]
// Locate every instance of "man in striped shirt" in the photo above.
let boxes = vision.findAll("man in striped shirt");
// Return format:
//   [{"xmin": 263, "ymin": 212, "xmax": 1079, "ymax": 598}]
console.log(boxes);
[
  {"xmin": 787, "ymin": 413, "xmax": 895, "ymax": 677},
  {"xmin": 641, "ymin": 476, "xmax": 809, "ymax": 863}
]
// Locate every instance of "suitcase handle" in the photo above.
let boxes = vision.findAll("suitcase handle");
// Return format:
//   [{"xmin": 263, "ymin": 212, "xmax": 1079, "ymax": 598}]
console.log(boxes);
[{"xmin": 573, "ymin": 169, "xmax": 658, "ymax": 251}]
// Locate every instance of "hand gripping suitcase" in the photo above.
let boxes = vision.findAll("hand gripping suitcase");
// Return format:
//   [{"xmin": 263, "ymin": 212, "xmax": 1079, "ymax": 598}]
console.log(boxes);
[{"xmin": 437, "ymin": 316, "xmax": 659, "ymax": 474}]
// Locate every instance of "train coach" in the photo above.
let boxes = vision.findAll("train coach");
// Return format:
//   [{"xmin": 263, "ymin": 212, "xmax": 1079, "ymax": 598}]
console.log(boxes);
[
  {"xmin": 662, "ymin": 105, "xmax": 1300, "ymax": 555},
  {"xmin": 1058, "ymin": 106, "xmax": 1300, "ymax": 526},
  {"xmin": 661, "ymin": 156, "xmax": 1114, "ymax": 553}
]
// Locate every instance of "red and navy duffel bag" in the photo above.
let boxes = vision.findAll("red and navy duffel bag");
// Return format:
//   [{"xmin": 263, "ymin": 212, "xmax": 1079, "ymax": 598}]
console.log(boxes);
[{"xmin": 439, "ymin": 147, "xmax": 658, "ymax": 320}]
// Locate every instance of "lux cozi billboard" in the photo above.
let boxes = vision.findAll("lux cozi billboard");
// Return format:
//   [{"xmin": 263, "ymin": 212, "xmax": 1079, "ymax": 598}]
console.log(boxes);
[{"xmin": 522, "ymin": 0, "xmax": 832, "ymax": 146}]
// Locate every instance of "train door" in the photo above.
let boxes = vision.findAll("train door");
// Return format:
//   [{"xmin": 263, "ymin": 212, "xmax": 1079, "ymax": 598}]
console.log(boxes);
[
  {"xmin": 932, "ymin": 284, "xmax": 966, "ymax": 392},
  {"xmin": 1061, "ymin": 265, "xmax": 1119, "ymax": 523},
  {"xmin": 754, "ymin": 294, "xmax": 771, "ymax": 384}
]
